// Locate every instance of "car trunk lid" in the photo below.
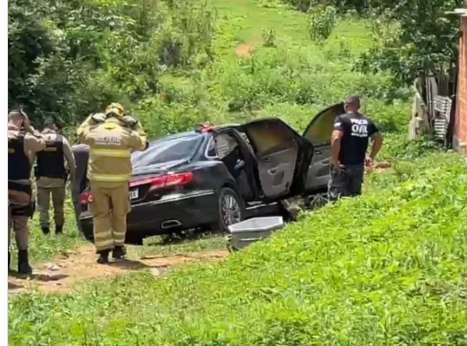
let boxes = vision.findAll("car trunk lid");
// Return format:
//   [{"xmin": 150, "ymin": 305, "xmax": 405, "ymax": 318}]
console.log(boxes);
[
  {"xmin": 302, "ymin": 103, "xmax": 345, "ymax": 147},
  {"xmin": 129, "ymin": 159, "xmax": 191, "ymax": 203}
]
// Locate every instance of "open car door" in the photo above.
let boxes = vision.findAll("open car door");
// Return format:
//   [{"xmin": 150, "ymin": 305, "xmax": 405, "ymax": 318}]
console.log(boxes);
[
  {"xmin": 241, "ymin": 119, "xmax": 314, "ymax": 200},
  {"xmin": 302, "ymin": 103, "xmax": 345, "ymax": 191}
]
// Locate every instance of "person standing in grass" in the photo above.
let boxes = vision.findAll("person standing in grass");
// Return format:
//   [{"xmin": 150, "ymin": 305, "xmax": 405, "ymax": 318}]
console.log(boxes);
[
  {"xmin": 328, "ymin": 95, "xmax": 383, "ymax": 201},
  {"xmin": 77, "ymin": 103, "xmax": 148, "ymax": 264},
  {"xmin": 8, "ymin": 109, "xmax": 46, "ymax": 274},
  {"xmin": 34, "ymin": 118, "xmax": 76, "ymax": 235}
]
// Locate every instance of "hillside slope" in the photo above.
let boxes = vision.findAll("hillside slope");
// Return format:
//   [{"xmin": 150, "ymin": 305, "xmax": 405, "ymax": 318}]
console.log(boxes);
[{"xmin": 9, "ymin": 153, "xmax": 467, "ymax": 345}]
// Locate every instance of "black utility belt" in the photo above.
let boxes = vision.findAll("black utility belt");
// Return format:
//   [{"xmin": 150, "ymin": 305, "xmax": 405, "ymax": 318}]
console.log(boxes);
[{"xmin": 10, "ymin": 203, "xmax": 35, "ymax": 217}]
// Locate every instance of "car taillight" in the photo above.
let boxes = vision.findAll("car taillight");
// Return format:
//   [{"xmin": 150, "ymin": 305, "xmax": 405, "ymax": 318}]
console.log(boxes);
[
  {"xmin": 130, "ymin": 172, "xmax": 193, "ymax": 190},
  {"xmin": 80, "ymin": 192, "xmax": 92, "ymax": 205},
  {"xmin": 165, "ymin": 172, "xmax": 193, "ymax": 187}
]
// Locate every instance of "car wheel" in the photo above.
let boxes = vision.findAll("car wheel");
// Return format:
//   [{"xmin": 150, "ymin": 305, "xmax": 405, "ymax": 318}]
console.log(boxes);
[
  {"xmin": 216, "ymin": 187, "xmax": 244, "ymax": 233},
  {"xmin": 125, "ymin": 233, "xmax": 144, "ymax": 246},
  {"xmin": 81, "ymin": 224, "xmax": 94, "ymax": 242}
]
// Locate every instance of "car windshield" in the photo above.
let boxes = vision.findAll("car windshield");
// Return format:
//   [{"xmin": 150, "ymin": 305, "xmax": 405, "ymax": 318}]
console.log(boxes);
[{"xmin": 131, "ymin": 134, "xmax": 202, "ymax": 168}]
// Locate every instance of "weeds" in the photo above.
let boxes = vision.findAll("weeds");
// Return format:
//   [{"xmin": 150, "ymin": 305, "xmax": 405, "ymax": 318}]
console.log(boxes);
[{"xmin": 262, "ymin": 27, "xmax": 276, "ymax": 47}]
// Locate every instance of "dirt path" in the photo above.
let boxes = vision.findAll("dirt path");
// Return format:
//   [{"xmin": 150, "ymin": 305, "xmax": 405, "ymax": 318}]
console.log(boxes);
[
  {"xmin": 235, "ymin": 43, "xmax": 255, "ymax": 57},
  {"xmin": 8, "ymin": 245, "xmax": 228, "ymax": 294}
]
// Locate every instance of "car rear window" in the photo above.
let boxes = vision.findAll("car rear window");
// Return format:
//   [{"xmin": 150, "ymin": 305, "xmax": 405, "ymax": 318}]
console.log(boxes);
[{"xmin": 131, "ymin": 134, "xmax": 202, "ymax": 168}]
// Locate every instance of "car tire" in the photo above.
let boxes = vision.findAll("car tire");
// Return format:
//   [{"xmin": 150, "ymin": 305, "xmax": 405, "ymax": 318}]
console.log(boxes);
[
  {"xmin": 125, "ymin": 233, "xmax": 144, "ymax": 245},
  {"xmin": 81, "ymin": 224, "xmax": 94, "ymax": 242},
  {"xmin": 215, "ymin": 187, "xmax": 244, "ymax": 234}
]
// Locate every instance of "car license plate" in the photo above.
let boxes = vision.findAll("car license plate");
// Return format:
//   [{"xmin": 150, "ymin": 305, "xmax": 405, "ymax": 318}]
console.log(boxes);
[{"xmin": 129, "ymin": 189, "xmax": 139, "ymax": 200}]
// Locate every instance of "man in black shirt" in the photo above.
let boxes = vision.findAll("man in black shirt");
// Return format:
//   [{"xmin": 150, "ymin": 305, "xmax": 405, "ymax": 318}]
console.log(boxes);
[{"xmin": 328, "ymin": 96, "xmax": 383, "ymax": 201}]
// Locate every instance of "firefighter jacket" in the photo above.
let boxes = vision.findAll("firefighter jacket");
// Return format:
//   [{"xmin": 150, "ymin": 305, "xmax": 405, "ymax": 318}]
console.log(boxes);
[{"xmin": 77, "ymin": 115, "xmax": 147, "ymax": 186}]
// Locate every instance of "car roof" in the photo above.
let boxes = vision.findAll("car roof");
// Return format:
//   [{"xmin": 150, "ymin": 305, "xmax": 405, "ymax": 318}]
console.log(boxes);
[
  {"xmin": 147, "ymin": 122, "xmax": 249, "ymax": 146},
  {"xmin": 148, "ymin": 131, "xmax": 207, "ymax": 145}
]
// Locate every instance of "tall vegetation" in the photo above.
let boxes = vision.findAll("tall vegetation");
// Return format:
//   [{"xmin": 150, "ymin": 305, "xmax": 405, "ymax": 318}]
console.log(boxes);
[
  {"xmin": 8, "ymin": 0, "xmax": 214, "ymax": 129},
  {"xmin": 9, "ymin": 0, "xmax": 426, "ymax": 139},
  {"xmin": 357, "ymin": 0, "xmax": 465, "ymax": 85},
  {"xmin": 279, "ymin": 0, "xmax": 464, "ymax": 85},
  {"xmin": 308, "ymin": 5, "xmax": 337, "ymax": 41}
]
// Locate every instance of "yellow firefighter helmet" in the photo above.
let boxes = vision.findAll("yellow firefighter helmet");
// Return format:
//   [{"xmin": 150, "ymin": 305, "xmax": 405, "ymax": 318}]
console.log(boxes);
[{"xmin": 105, "ymin": 103, "xmax": 125, "ymax": 118}]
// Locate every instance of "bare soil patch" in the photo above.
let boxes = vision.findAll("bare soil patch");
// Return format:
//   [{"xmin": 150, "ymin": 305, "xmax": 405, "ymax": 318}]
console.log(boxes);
[
  {"xmin": 235, "ymin": 43, "xmax": 255, "ymax": 57},
  {"xmin": 8, "ymin": 245, "xmax": 228, "ymax": 294}
]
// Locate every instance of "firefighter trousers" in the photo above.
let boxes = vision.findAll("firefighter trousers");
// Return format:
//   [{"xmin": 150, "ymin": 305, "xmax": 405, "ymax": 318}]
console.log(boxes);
[
  {"xmin": 8, "ymin": 205, "xmax": 30, "ymax": 251},
  {"xmin": 37, "ymin": 186, "xmax": 66, "ymax": 228},
  {"xmin": 89, "ymin": 182, "xmax": 131, "ymax": 252}
]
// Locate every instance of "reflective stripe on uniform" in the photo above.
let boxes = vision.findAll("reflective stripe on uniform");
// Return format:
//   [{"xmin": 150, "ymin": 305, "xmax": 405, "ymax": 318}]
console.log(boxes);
[
  {"xmin": 90, "ymin": 173, "xmax": 132, "ymax": 182},
  {"xmin": 95, "ymin": 238, "xmax": 115, "ymax": 251},
  {"xmin": 113, "ymin": 230, "xmax": 126, "ymax": 241},
  {"xmin": 90, "ymin": 148, "xmax": 131, "ymax": 158},
  {"xmin": 94, "ymin": 230, "xmax": 113, "ymax": 241}
]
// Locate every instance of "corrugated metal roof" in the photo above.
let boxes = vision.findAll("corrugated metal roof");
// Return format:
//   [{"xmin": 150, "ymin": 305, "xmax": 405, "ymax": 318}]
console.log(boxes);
[{"xmin": 446, "ymin": 8, "xmax": 467, "ymax": 16}]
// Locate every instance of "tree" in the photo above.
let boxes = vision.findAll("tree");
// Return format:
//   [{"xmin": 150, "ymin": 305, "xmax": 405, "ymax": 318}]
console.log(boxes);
[
  {"xmin": 8, "ymin": 0, "xmax": 215, "ymax": 129},
  {"xmin": 357, "ymin": 0, "xmax": 465, "ymax": 86}
]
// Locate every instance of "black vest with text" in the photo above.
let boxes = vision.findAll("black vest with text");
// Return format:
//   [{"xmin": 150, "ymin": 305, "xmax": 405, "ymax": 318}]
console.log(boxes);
[
  {"xmin": 36, "ymin": 135, "xmax": 66, "ymax": 179},
  {"xmin": 8, "ymin": 133, "xmax": 30, "ymax": 181}
]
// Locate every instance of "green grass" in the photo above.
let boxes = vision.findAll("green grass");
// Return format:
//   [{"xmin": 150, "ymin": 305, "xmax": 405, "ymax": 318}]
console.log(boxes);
[
  {"xmin": 132, "ymin": 235, "xmax": 227, "ymax": 259},
  {"xmin": 9, "ymin": 199, "xmax": 85, "ymax": 267},
  {"xmin": 205, "ymin": 0, "xmax": 410, "ymax": 133},
  {"xmin": 8, "ymin": 153, "xmax": 467, "ymax": 345}
]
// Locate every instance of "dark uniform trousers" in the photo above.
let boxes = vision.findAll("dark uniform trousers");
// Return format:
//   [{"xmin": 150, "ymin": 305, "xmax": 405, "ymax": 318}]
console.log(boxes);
[
  {"xmin": 8, "ymin": 202, "xmax": 33, "ymax": 251},
  {"xmin": 37, "ymin": 186, "xmax": 66, "ymax": 228},
  {"xmin": 328, "ymin": 164, "xmax": 365, "ymax": 202}
]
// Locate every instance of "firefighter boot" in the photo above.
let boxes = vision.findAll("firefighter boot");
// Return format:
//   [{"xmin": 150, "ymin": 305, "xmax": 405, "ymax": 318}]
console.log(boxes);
[
  {"xmin": 41, "ymin": 227, "xmax": 50, "ymax": 235},
  {"xmin": 112, "ymin": 246, "xmax": 127, "ymax": 260},
  {"xmin": 17, "ymin": 250, "xmax": 33, "ymax": 275},
  {"xmin": 97, "ymin": 250, "xmax": 110, "ymax": 264},
  {"xmin": 55, "ymin": 225, "xmax": 63, "ymax": 235}
]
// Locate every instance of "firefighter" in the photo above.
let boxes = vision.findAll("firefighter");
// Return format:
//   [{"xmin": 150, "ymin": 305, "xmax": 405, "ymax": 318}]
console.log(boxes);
[
  {"xmin": 8, "ymin": 109, "xmax": 46, "ymax": 274},
  {"xmin": 87, "ymin": 107, "xmax": 143, "ymax": 133},
  {"xmin": 34, "ymin": 118, "xmax": 76, "ymax": 235},
  {"xmin": 77, "ymin": 103, "xmax": 148, "ymax": 264}
]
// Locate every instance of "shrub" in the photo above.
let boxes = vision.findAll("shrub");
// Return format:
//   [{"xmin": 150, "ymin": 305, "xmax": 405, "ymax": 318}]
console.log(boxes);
[
  {"xmin": 308, "ymin": 5, "xmax": 337, "ymax": 42},
  {"xmin": 262, "ymin": 27, "xmax": 277, "ymax": 47},
  {"xmin": 8, "ymin": 0, "xmax": 215, "ymax": 128}
]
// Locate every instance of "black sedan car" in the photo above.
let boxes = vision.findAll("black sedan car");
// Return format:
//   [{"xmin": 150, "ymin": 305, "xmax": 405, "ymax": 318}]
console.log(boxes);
[{"xmin": 79, "ymin": 103, "xmax": 344, "ymax": 244}]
